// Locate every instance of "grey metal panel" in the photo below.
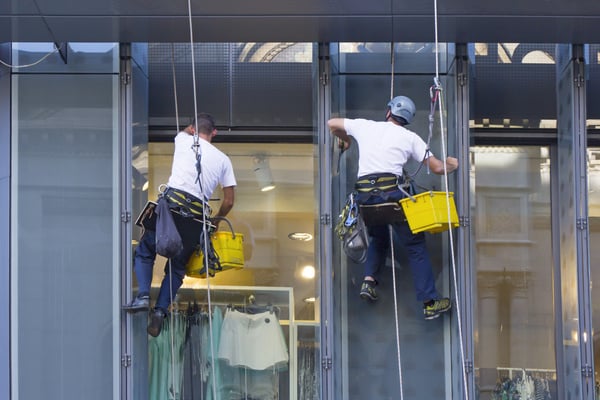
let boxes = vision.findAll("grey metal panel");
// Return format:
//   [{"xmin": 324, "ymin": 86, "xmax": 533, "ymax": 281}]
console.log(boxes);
[
  {"xmin": 3, "ymin": 0, "xmax": 600, "ymax": 42},
  {"xmin": 0, "ymin": 17, "xmax": 56, "ymax": 42},
  {"xmin": 31, "ymin": 0, "xmax": 391, "ymax": 16},
  {"xmin": 4, "ymin": 13, "xmax": 600, "ymax": 42},
  {"xmin": 0, "ymin": 0, "xmax": 38, "ymax": 14},
  {"xmin": 22, "ymin": 0, "xmax": 600, "ymax": 17}
]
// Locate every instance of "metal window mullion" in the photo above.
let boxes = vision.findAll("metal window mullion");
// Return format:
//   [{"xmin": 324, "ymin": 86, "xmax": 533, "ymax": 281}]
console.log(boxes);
[
  {"xmin": 572, "ymin": 45, "xmax": 595, "ymax": 399},
  {"xmin": 454, "ymin": 43, "xmax": 477, "ymax": 400}
]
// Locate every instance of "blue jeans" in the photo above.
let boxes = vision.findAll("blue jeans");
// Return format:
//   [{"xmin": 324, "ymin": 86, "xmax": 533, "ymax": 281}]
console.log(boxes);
[
  {"xmin": 133, "ymin": 212, "xmax": 204, "ymax": 311},
  {"xmin": 358, "ymin": 189, "xmax": 439, "ymax": 302}
]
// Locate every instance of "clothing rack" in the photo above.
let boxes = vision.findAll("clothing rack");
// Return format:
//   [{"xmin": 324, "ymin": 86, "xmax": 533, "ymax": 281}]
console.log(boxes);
[
  {"xmin": 163, "ymin": 285, "xmax": 299, "ymax": 399},
  {"xmin": 496, "ymin": 367, "xmax": 556, "ymax": 380}
]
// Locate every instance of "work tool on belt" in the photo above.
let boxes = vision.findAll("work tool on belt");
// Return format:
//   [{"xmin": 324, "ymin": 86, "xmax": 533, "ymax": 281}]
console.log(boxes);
[
  {"xmin": 161, "ymin": 186, "xmax": 212, "ymax": 219},
  {"xmin": 355, "ymin": 173, "xmax": 403, "ymax": 193}
]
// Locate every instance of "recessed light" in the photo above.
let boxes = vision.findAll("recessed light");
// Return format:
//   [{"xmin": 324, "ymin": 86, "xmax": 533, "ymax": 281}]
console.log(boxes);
[
  {"xmin": 288, "ymin": 232, "xmax": 313, "ymax": 241},
  {"xmin": 300, "ymin": 265, "xmax": 315, "ymax": 279},
  {"xmin": 303, "ymin": 297, "xmax": 316, "ymax": 303}
]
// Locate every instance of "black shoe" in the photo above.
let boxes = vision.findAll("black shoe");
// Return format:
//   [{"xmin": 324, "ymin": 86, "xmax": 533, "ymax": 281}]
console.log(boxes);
[
  {"xmin": 147, "ymin": 308, "xmax": 166, "ymax": 337},
  {"xmin": 122, "ymin": 294, "xmax": 150, "ymax": 313},
  {"xmin": 359, "ymin": 280, "xmax": 378, "ymax": 301}
]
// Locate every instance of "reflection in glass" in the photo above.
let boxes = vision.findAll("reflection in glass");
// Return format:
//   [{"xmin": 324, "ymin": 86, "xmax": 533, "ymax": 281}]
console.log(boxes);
[
  {"xmin": 145, "ymin": 142, "xmax": 317, "ymax": 322},
  {"xmin": 472, "ymin": 146, "xmax": 556, "ymax": 399},
  {"xmin": 587, "ymin": 148, "xmax": 600, "ymax": 387}
]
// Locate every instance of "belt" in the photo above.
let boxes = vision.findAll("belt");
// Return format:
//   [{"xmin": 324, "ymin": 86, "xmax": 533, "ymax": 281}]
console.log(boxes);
[
  {"xmin": 355, "ymin": 173, "xmax": 403, "ymax": 193},
  {"xmin": 163, "ymin": 187, "xmax": 211, "ymax": 218}
]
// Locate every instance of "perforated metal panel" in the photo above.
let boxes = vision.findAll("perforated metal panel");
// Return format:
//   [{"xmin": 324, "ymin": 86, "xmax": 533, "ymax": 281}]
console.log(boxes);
[
  {"xmin": 471, "ymin": 43, "xmax": 557, "ymax": 128},
  {"xmin": 148, "ymin": 43, "xmax": 313, "ymax": 129}
]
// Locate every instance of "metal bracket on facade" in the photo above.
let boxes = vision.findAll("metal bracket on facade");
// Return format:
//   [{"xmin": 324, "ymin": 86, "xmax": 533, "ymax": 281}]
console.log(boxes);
[
  {"xmin": 121, "ymin": 354, "xmax": 132, "ymax": 368},
  {"xmin": 320, "ymin": 213, "xmax": 331, "ymax": 225},
  {"xmin": 121, "ymin": 72, "xmax": 131, "ymax": 86},
  {"xmin": 457, "ymin": 73, "xmax": 467, "ymax": 87},
  {"xmin": 121, "ymin": 211, "xmax": 131, "ymax": 223},
  {"xmin": 576, "ymin": 218, "xmax": 588, "ymax": 230},
  {"xmin": 322, "ymin": 356, "xmax": 332, "ymax": 370},
  {"xmin": 464, "ymin": 360, "xmax": 474, "ymax": 374},
  {"xmin": 582, "ymin": 364, "xmax": 593, "ymax": 378},
  {"xmin": 459, "ymin": 216, "xmax": 470, "ymax": 227},
  {"xmin": 320, "ymin": 73, "xmax": 329, "ymax": 86},
  {"xmin": 574, "ymin": 74, "xmax": 585, "ymax": 88}
]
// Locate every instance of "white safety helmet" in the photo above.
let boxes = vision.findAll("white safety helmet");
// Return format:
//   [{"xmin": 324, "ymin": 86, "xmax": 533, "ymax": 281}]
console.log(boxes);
[{"xmin": 387, "ymin": 96, "xmax": 416, "ymax": 125}]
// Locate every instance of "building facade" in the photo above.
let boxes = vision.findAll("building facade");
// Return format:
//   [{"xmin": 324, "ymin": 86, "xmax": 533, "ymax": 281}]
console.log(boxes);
[{"xmin": 2, "ymin": 38, "xmax": 600, "ymax": 399}]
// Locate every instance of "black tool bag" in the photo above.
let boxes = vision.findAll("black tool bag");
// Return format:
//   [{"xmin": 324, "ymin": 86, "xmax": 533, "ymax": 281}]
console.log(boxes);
[
  {"xmin": 335, "ymin": 192, "xmax": 369, "ymax": 263},
  {"xmin": 155, "ymin": 196, "xmax": 184, "ymax": 258}
]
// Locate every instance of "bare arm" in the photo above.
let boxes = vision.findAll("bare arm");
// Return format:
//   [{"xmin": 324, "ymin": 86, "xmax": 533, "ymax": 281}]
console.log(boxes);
[
  {"xmin": 426, "ymin": 155, "xmax": 458, "ymax": 175},
  {"xmin": 327, "ymin": 118, "xmax": 351, "ymax": 149},
  {"xmin": 215, "ymin": 186, "xmax": 235, "ymax": 218}
]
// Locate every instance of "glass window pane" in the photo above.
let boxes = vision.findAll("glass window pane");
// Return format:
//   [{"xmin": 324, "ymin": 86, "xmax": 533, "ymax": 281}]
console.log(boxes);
[
  {"xmin": 471, "ymin": 146, "xmax": 556, "ymax": 398},
  {"xmin": 12, "ymin": 42, "xmax": 119, "ymax": 73},
  {"xmin": 330, "ymin": 42, "xmax": 455, "ymax": 400},
  {"xmin": 588, "ymin": 147, "xmax": 600, "ymax": 387},
  {"xmin": 142, "ymin": 140, "xmax": 319, "ymax": 398},
  {"xmin": 11, "ymin": 73, "xmax": 119, "ymax": 399}
]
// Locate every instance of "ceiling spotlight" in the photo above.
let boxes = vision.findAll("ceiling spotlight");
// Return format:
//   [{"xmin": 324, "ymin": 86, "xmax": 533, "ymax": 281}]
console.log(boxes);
[
  {"xmin": 253, "ymin": 156, "xmax": 276, "ymax": 192},
  {"xmin": 288, "ymin": 232, "xmax": 313, "ymax": 241}
]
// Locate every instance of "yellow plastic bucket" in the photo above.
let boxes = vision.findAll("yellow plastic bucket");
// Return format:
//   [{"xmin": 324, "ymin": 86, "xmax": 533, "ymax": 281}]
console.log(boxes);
[
  {"xmin": 186, "ymin": 218, "xmax": 245, "ymax": 278},
  {"xmin": 399, "ymin": 191, "xmax": 459, "ymax": 234}
]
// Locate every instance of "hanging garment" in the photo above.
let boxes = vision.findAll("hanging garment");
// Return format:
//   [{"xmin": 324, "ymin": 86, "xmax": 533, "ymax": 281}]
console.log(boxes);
[
  {"xmin": 149, "ymin": 313, "xmax": 187, "ymax": 400},
  {"xmin": 205, "ymin": 307, "xmax": 224, "ymax": 400},
  {"xmin": 218, "ymin": 309, "xmax": 288, "ymax": 371}
]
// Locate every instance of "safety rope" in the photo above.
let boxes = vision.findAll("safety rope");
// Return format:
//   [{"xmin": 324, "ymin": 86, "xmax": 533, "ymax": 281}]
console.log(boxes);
[
  {"xmin": 166, "ymin": 43, "xmax": 181, "ymax": 398},
  {"xmin": 431, "ymin": 0, "xmax": 469, "ymax": 397},
  {"xmin": 390, "ymin": 42, "xmax": 395, "ymax": 101},
  {"xmin": 171, "ymin": 44, "xmax": 180, "ymax": 133},
  {"xmin": 389, "ymin": 225, "xmax": 404, "ymax": 400},
  {"xmin": 185, "ymin": 0, "xmax": 219, "ymax": 396}
]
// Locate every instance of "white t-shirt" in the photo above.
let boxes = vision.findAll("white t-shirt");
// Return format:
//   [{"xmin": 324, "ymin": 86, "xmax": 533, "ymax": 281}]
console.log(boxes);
[
  {"xmin": 343, "ymin": 118, "xmax": 432, "ymax": 178},
  {"xmin": 166, "ymin": 131, "xmax": 237, "ymax": 200}
]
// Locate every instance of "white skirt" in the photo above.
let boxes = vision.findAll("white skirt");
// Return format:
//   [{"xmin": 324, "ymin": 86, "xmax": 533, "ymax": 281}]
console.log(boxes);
[{"xmin": 218, "ymin": 309, "xmax": 289, "ymax": 370}]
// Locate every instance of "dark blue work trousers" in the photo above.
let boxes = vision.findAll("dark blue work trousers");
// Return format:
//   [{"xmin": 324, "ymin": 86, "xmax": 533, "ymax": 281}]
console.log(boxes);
[
  {"xmin": 133, "ymin": 212, "xmax": 204, "ymax": 311},
  {"xmin": 357, "ymin": 189, "xmax": 439, "ymax": 302}
]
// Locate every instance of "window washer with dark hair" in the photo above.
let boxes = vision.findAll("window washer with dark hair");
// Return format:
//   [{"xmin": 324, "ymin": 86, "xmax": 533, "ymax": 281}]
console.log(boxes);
[
  {"xmin": 328, "ymin": 95, "xmax": 458, "ymax": 320},
  {"xmin": 123, "ymin": 113, "xmax": 237, "ymax": 336}
]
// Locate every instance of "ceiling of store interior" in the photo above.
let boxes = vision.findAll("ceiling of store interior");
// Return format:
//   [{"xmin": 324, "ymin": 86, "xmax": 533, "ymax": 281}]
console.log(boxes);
[{"xmin": 2, "ymin": 0, "xmax": 600, "ymax": 43}]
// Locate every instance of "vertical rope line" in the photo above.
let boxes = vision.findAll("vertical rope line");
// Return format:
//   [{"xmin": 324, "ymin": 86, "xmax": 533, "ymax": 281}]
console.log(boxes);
[
  {"xmin": 390, "ymin": 224, "xmax": 404, "ymax": 400},
  {"xmin": 186, "ymin": 0, "xmax": 218, "ymax": 396},
  {"xmin": 390, "ymin": 0, "xmax": 395, "ymax": 100},
  {"xmin": 390, "ymin": 43, "xmax": 395, "ymax": 101},
  {"xmin": 432, "ymin": 0, "xmax": 469, "ymax": 397},
  {"xmin": 437, "ymin": 93, "xmax": 469, "ymax": 400},
  {"xmin": 167, "ymin": 258, "xmax": 178, "ymax": 398},
  {"xmin": 171, "ymin": 44, "xmax": 180, "ymax": 133},
  {"xmin": 433, "ymin": 0, "xmax": 440, "ymax": 79}
]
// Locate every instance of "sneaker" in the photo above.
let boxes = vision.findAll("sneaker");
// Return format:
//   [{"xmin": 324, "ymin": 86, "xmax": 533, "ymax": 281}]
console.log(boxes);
[
  {"xmin": 423, "ymin": 298, "xmax": 451, "ymax": 320},
  {"xmin": 359, "ymin": 280, "xmax": 378, "ymax": 301},
  {"xmin": 122, "ymin": 294, "xmax": 150, "ymax": 313},
  {"xmin": 147, "ymin": 308, "xmax": 166, "ymax": 337}
]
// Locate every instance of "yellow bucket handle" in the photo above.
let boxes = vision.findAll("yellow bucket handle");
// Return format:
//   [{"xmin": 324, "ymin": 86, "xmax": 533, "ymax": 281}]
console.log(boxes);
[
  {"xmin": 211, "ymin": 216, "xmax": 237, "ymax": 239},
  {"xmin": 399, "ymin": 185, "xmax": 416, "ymax": 202}
]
